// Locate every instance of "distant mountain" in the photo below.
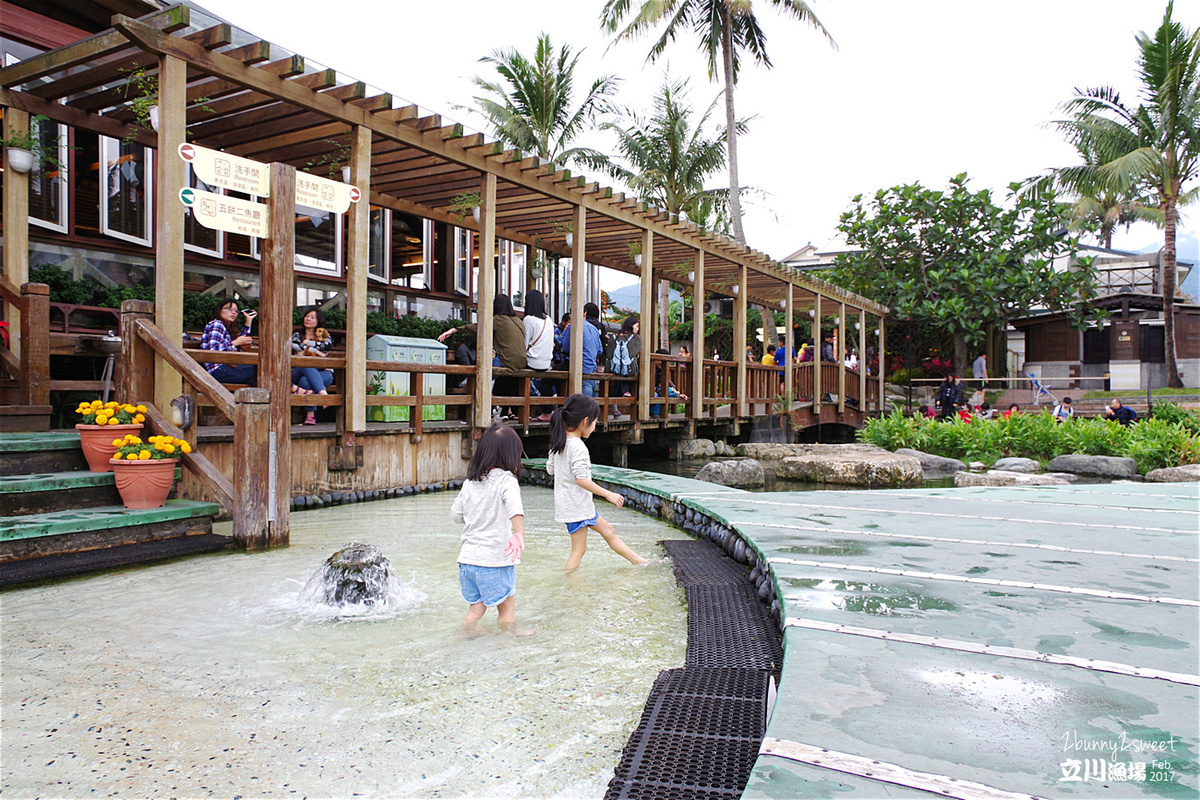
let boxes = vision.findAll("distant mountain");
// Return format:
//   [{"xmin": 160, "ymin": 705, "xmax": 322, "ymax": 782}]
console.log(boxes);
[{"xmin": 606, "ymin": 283, "xmax": 681, "ymax": 314}]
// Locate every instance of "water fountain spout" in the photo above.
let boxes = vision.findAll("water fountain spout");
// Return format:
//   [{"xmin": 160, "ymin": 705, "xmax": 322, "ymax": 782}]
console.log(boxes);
[{"xmin": 302, "ymin": 543, "xmax": 398, "ymax": 607}]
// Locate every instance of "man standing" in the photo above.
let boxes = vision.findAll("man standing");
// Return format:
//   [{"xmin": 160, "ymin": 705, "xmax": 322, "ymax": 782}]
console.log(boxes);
[
  {"xmin": 820, "ymin": 331, "xmax": 836, "ymax": 363},
  {"xmin": 972, "ymin": 352, "xmax": 987, "ymax": 388}
]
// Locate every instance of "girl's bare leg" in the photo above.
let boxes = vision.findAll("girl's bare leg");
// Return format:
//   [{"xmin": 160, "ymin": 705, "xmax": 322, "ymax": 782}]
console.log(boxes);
[
  {"xmin": 462, "ymin": 602, "xmax": 486, "ymax": 636},
  {"xmin": 565, "ymin": 529, "xmax": 589, "ymax": 571},
  {"xmin": 496, "ymin": 594, "xmax": 534, "ymax": 636},
  {"xmin": 593, "ymin": 515, "xmax": 647, "ymax": 565}
]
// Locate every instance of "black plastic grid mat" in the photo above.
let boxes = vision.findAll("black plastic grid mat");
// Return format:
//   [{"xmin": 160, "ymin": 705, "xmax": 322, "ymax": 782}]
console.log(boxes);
[
  {"xmin": 605, "ymin": 668, "xmax": 768, "ymax": 800},
  {"xmin": 685, "ymin": 585, "xmax": 784, "ymax": 670},
  {"xmin": 660, "ymin": 539, "xmax": 751, "ymax": 587}
]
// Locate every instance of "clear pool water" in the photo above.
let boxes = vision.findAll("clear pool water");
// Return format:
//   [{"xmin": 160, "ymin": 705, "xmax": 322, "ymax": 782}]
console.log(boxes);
[{"xmin": 1, "ymin": 487, "xmax": 689, "ymax": 799}]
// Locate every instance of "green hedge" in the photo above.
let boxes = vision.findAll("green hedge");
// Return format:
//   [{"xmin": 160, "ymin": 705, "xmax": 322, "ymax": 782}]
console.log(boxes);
[{"xmin": 859, "ymin": 404, "xmax": 1200, "ymax": 473}]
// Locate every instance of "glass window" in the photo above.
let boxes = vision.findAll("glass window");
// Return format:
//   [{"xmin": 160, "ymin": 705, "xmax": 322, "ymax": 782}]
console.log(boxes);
[
  {"xmin": 294, "ymin": 206, "xmax": 340, "ymax": 275},
  {"xmin": 391, "ymin": 212, "xmax": 426, "ymax": 289},
  {"xmin": 454, "ymin": 226, "xmax": 470, "ymax": 296},
  {"xmin": 510, "ymin": 243, "xmax": 526, "ymax": 310},
  {"xmin": 368, "ymin": 206, "xmax": 389, "ymax": 283},
  {"xmin": 28, "ymin": 117, "xmax": 68, "ymax": 234},
  {"xmin": 183, "ymin": 164, "xmax": 222, "ymax": 257},
  {"xmin": 99, "ymin": 135, "xmax": 153, "ymax": 246}
]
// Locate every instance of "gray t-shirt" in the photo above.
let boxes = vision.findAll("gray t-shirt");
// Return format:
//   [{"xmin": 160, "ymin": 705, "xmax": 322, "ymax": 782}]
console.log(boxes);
[
  {"xmin": 451, "ymin": 468, "xmax": 524, "ymax": 567},
  {"xmin": 547, "ymin": 437, "xmax": 596, "ymax": 524}
]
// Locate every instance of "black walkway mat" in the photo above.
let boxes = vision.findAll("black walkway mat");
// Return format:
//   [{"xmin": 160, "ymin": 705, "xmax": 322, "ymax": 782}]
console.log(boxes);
[
  {"xmin": 685, "ymin": 584, "xmax": 784, "ymax": 670},
  {"xmin": 660, "ymin": 539, "xmax": 750, "ymax": 587},
  {"xmin": 605, "ymin": 668, "xmax": 769, "ymax": 800}
]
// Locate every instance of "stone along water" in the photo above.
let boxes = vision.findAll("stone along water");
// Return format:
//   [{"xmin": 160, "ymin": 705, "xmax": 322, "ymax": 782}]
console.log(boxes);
[{"xmin": 1, "ymin": 487, "xmax": 688, "ymax": 799}]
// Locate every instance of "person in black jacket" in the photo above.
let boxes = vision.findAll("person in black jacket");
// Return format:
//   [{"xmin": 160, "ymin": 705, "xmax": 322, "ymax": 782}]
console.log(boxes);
[{"xmin": 935, "ymin": 374, "xmax": 964, "ymax": 420}]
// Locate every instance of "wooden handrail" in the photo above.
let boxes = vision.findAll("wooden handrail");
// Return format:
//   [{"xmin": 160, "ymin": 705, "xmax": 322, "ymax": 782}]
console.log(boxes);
[
  {"xmin": 140, "ymin": 400, "xmax": 235, "ymax": 510},
  {"xmin": 0, "ymin": 277, "xmax": 19, "ymax": 306},
  {"xmin": 135, "ymin": 318, "xmax": 237, "ymax": 419}
]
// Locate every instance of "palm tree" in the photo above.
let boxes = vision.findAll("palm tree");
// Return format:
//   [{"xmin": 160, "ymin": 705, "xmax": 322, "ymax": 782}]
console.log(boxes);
[
  {"xmin": 601, "ymin": 0, "xmax": 834, "ymax": 352},
  {"xmin": 469, "ymin": 33, "xmax": 620, "ymax": 167},
  {"xmin": 585, "ymin": 77, "xmax": 736, "ymax": 347},
  {"xmin": 1053, "ymin": 2, "xmax": 1199, "ymax": 387}
]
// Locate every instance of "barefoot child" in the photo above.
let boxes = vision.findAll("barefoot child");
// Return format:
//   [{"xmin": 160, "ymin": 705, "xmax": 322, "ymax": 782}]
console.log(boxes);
[
  {"xmin": 547, "ymin": 394, "xmax": 647, "ymax": 570},
  {"xmin": 451, "ymin": 424, "xmax": 531, "ymax": 636}
]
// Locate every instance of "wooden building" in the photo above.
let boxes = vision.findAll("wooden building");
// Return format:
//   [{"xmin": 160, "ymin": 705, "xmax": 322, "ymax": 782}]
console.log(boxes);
[{"xmin": 1, "ymin": 1, "xmax": 887, "ymax": 547}]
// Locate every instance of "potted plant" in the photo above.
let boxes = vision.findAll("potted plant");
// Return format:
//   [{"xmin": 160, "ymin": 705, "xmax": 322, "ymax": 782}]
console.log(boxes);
[
  {"xmin": 75, "ymin": 400, "xmax": 146, "ymax": 472},
  {"xmin": 109, "ymin": 433, "xmax": 192, "ymax": 509},
  {"xmin": 449, "ymin": 191, "xmax": 481, "ymax": 223},
  {"xmin": 551, "ymin": 219, "xmax": 574, "ymax": 247},
  {"xmin": 1, "ymin": 114, "xmax": 69, "ymax": 174},
  {"xmin": 121, "ymin": 66, "xmax": 158, "ymax": 140},
  {"xmin": 627, "ymin": 240, "xmax": 643, "ymax": 267}
]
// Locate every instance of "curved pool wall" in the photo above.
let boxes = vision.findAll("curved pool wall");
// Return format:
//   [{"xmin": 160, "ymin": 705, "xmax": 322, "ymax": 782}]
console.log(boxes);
[{"xmin": 523, "ymin": 461, "xmax": 1200, "ymax": 800}]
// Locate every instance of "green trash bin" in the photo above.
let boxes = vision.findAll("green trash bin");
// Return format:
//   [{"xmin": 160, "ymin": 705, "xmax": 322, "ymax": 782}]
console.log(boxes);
[{"xmin": 366, "ymin": 335, "xmax": 448, "ymax": 422}]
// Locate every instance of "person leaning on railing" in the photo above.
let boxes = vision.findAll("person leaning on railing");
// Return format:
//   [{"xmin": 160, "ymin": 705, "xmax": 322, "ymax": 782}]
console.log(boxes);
[
  {"xmin": 439, "ymin": 294, "xmax": 526, "ymax": 418},
  {"xmin": 201, "ymin": 300, "xmax": 257, "ymax": 386}
]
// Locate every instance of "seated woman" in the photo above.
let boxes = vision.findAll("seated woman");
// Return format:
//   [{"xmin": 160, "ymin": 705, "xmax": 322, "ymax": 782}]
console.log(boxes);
[
  {"xmin": 201, "ymin": 301, "xmax": 257, "ymax": 386},
  {"xmin": 291, "ymin": 306, "xmax": 335, "ymax": 425},
  {"xmin": 439, "ymin": 295, "xmax": 526, "ymax": 419}
]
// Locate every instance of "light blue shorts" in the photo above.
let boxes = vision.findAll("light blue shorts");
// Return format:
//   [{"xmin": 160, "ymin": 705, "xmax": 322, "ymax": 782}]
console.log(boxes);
[
  {"xmin": 458, "ymin": 563, "xmax": 515, "ymax": 607},
  {"xmin": 566, "ymin": 514, "xmax": 599, "ymax": 535}
]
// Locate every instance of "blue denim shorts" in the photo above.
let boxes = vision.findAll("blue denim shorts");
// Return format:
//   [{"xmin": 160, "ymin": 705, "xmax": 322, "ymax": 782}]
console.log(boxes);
[
  {"xmin": 565, "ymin": 514, "xmax": 599, "ymax": 535},
  {"xmin": 458, "ymin": 563, "xmax": 516, "ymax": 607}
]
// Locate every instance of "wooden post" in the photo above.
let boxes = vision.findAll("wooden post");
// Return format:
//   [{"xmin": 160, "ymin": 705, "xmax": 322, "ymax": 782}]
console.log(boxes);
[
  {"xmin": 568, "ymin": 203, "xmax": 586, "ymax": 398},
  {"xmin": 233, "ymin": 387, "xmax": 270, "ymax": 549},
  {"xmin": 784, "ymin": 284, "xmax": 794, "ymax": 410},
  {"xmin": 838, "ymin": 302, "xmax": 846, "ymax": 413},
  {"xmin": 344, "ymin": 124, "xmax": 371, "ymax": 435},
  {"xmin": 637, "ymin": 228, "xmax": 653, "ymax": 421},
  {"xmin": 153, "ymin": 53, "xmax": 187, "ymax": 412},
  {"xmin": 260, "ymin": 162, "xmax": 295, "ymax": 547},
  {"xmin": 19, "ymin": 283, "xmax": 50, "ymax": 406},
  {"xmin": 813, "ymin": 293, "xmax": 822, "ymax": 407},
  {"xmin": 691, "ymin": 249, "xmax": 705, "ymax": 420},
  {"xmin": 119, "ymin": 299, "xmax": 155, "ymax": 407},
  {"xmin": 474, "ymin": 172, "xmax": 497, "ymax": 426},
  {"xmin": 734, "ymin": 265, "xmax": 748, "ymax": 417},
  {"xmin": 878, "ymin": 318, "xmax": 886, "ymax": 417},
  {"xmin": 2, "ymin": 108, "xmax": 29, "ymax": 360},
  {"xmin": 858, "ymin": 309, "xmax": 867, "ymax": 412}
]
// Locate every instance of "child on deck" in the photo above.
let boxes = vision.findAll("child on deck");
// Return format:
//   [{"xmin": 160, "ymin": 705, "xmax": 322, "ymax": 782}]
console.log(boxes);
[
  {"xmin": 548, "ymin": 394, "xmax": 647, "ymax": 570},
  {"xmin": 451, "ymin": 424, "xmax": 532, "ymax": 637}
]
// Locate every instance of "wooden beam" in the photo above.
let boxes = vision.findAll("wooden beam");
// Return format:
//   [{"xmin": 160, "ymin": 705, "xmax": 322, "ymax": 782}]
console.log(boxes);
[
  {"xmin": 344, "ymin": 126, "xmax": 371, "ymax": 434},
  {"xmin": 153, "ymin": 52, "xmax": 187, "ymax": 412},
  {"xmin": 638, "ymin": 229, "xmax": 654, "ymax": 421},
  {"xmin": 735, "ymin": 264, "xmax": 748, "ymax": 417},
  {"xmin": 692, "ymin": 249, "xmax": 705, "ymax": 420},
  {"xmin": 569, "ymin": 203, "xmax": 587, "ymax": 398},
  {"xmin": 838, "ymin": 301, "xmax": 846, "ymax": 414},
  {"xmin": 785, "ymin": 283, "xmax": 794, "ymax": 410},
  {"xmin": 474, "ymin": 173, "xmax": 498, "ymax": 427},
  {"xmin": 1, "ymin": 107, "xmax": 29, "ymax": 360}
]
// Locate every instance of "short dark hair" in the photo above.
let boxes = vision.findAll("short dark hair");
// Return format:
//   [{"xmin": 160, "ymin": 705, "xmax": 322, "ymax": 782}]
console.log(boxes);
[
  {"xmin": 301, "ymin": 306, "xmax": 325, "ymax": 328},
  {"xmin": 467, "ymin": 424, "xmax": 524, "ymax": 481},
  {"xmin": 1063, "ymin": 397, "xmax": 1072, "ymax": 404},
  {"xmin": 584, "ymin": 302, "xmax": 600, "ymax": 318}
]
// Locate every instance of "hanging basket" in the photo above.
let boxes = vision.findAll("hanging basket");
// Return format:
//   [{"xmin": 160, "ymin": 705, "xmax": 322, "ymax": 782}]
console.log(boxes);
[
  {"xmin": 109, "ymin": 457, "xmax": 179, "ymax": 509},
  {"xmin": 76, "ymin": 423, "xmax": 143, "ymax": 472},
  {"xmin": 6, "ymin": 147, "xmax": 34, "ymax": 173}
]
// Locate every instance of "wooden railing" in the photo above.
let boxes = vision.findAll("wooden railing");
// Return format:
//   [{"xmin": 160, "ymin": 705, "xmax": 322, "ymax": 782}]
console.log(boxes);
[{"xmin": 0, "ymin": 280, "xmax": 50, "ymax": 408}]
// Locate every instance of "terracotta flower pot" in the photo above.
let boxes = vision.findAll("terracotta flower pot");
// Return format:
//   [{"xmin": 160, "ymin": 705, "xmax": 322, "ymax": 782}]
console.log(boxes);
[
  {"xmin": 76, "ymin": 423, "xmax": 143, "ymax": 472},
  {"xmin": 109, "ymin": 457, "xmax": 179, "ymax": 509}
]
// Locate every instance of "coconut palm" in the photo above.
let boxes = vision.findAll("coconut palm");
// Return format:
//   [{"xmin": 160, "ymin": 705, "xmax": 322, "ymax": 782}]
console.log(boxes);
[
  {"xmin": 601, "ymin": 0, "xmax": 833, "ymax": 352},
  {"xmin": 468, "ymin": 33, "xmax": 620, "ymax": 168},
  {"xmin": 1053, "ymin": 2, "xmax": 1199, "ymax": 387}
]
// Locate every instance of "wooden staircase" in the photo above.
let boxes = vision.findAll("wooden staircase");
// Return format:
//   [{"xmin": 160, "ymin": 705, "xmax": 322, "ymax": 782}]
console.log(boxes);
[{"xmin": 0, "ymin": 431, "xmax": 229, "ymax": 588}]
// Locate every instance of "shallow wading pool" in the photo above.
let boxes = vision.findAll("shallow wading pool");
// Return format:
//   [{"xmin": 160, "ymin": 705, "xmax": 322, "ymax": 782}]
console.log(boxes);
[{"xmin": 1, "ymin": 488, "xmax": 690, "ymax": 799}]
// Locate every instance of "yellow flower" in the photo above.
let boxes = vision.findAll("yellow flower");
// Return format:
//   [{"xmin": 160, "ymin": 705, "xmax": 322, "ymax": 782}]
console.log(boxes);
[
  {"xmin": 136, "ymin": 405, "xmax": 147, "ymax": 413},
  {"xmin": 105, "ymin": 401, "xmax": 118, "ymax": 409},
  {"xmin": 126, "ymin": 452, "xmax": 139, "ymax": 460},
  {"xmin": 108, "ymin": 418, "xmax": 120, "ymax": 425},
  {"xmin": 95, "ymin": 415, "xmax": 108, "ymax": 425},
  {"xmin": 134, "ymin": 414, "xmax": 145, "ymax": 424},
  {"xmin": 138, "ymin": 450, "xmax": 152, "ymax": 460},
  {"xmin": 90, "ymin": 400, "xmax": 102, "ymax": 408},
  {"xmin": 180, "ymin": 442, "xmax": 192, "ymax": 454},
  {"xmin": 126, "ymin": 435, "xmax": 141, "ymax": 445},
  {"xmin": 161, "ymin": 443, "xmax": 175, "ymax": 454}
]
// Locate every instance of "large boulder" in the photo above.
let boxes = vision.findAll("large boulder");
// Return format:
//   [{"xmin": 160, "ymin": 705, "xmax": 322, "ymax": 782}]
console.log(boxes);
[
  {"xmin": 1145, "ymin": 464, "xmax": 1200, "ymax": 483},
  {"xmin": 955, "ymin": 471, "xmax": 1071, "ymax": 487},
  {"xmin": 678, "ymin": 438, "xmax": 716, "ymax": 459},
  {"xmin": 1047, "ymin": 454, "xmax": 1139, "ymax": 478},
  {"xmin": 738, "ymin": 442, "xmax": 889, "ymax": 461},
  {"xmin": 993, "ymin": 457, "xmax": 1041, "ymax": 473},
  {"xmin": 695, "ymin": 458, "xmax": 766, "ymax": 487},
  {"xmin": 895, "ymin": 448, "xmax": 968, "ymax": 473},
  {"xmin": 777, "ymin": 446, "xmax": 923, "ymax": 487},
  {"xmin": 302, "ymin": 543, "xmax": 397, "ymax": 607}
]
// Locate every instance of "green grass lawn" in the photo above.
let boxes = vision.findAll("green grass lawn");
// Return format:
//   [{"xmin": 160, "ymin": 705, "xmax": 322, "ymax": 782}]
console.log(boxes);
[{"xmin": 1081, "ymin": 387, "xmax": 1199, "ymax": 400}]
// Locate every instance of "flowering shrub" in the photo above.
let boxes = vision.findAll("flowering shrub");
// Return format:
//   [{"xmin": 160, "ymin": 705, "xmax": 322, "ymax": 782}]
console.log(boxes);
[
  {"xmin": 112, "ymin": 434, "xmax": 192, "ymax": 461},
  {"xmin": 77, "ymin": 400, "xmax": 146, "ymax": 426}
]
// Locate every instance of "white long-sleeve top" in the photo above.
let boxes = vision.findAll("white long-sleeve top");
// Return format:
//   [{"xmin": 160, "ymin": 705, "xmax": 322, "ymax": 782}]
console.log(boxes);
[
  {"xmin": 524, "ymin": 314, "xmax": 554, "ymax": 370},
  {"xmin": 547, "ymin": 437, "xmax": 596, "ymax": 524},
  {"xmin": 451, "ymin": 468, "xmax": 524, "ymax": 567}
]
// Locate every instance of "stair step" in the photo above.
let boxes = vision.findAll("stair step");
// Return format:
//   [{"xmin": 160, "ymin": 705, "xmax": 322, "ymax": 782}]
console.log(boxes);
[
  {"xmin": 0, "ymin": 469, "xmax": 125, "ymax": 515},
  {"xmin": 0, "ymin": 500, "xmax": 219, "ymax": 543},
  {"xmin": 0, "ymin": 533, "xmax": 232, "ymax": 587},
  {"xmin": 0, "ymin": 405, "xmax": 52, "ymax": 433},
  {"xmin": 0, "ymin": 431, "xmax": 87, "ymax": 475}
]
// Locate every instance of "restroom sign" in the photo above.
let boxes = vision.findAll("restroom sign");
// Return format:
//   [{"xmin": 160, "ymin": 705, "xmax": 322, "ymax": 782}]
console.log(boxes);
[{"xmin": 179, "ymin": 142, "xmax": 271, "ymax": 197}]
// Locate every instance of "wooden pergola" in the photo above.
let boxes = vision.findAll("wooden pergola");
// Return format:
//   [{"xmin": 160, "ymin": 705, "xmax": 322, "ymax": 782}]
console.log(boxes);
[{"xmin": 1, "ymin": 4, "xmax": 888, "ymax": 544}]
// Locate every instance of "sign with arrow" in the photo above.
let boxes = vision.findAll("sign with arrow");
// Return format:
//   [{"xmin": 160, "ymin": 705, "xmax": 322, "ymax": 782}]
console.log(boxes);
[
  {"xmin": 180, "ymin": 187, "xmax": 269, "ymax": 237},
  {"xmin": 178, "ymin": 142, "xmax": 270, "ymax": 197},
  {"xmin": 295, "ymin": 171, "xmax": 359, "ymax": 214}
]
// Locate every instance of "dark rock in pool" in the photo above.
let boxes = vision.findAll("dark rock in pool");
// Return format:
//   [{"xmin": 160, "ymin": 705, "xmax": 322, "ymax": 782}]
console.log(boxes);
[{"xmin": 305, "ymin": 543, "xmax": 396, "ymax": 606}]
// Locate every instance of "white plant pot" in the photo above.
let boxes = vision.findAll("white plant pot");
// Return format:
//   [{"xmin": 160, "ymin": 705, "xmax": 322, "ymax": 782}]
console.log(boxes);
[
  {"xmin": 564, "ymin": 232, "xmax": 573, "ymax": 248},
  {"xmin": 5, "ymin": 147, "xmax": 34, "ymax": 174},
  {"xmin": 341, "ymin": 165, "xmax": 352, "ymax": 183},
  {"xmin": 633, "ymin": 254, "xmax": 642, "ymax": 268},
  {"xmin": 472, "ymin": 206, "xmax": 481, "ymax": 224},
  {"xmin": 148, "ymin": 105, "xmax": 159, "ymax": 132}
]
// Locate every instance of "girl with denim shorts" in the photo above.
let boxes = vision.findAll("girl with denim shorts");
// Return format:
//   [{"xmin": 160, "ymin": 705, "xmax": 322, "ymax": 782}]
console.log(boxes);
[
  {"xmin": 547, "ymin": 393, "xmax": 647, "ymax": 571},
  {"xmin": 451, "ymin": 424, "xmax": 531, "ymax": 636}
]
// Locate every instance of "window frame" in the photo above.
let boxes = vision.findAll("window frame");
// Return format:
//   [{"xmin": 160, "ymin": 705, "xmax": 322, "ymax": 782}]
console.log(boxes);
[
  {"xmin": 98, "ymin": 135, "xmax": 154, "ymax": 247},
  {"xmin": 27, "ymin": 117, "xmax": 69, "ymax": 234}
]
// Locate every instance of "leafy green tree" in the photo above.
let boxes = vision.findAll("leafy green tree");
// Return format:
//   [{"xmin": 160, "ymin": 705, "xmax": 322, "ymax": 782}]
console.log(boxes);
[
  {"xmin": 831, "ymin": 174, "xmax": 1103, "ymax": 374},
  {"xmin": 468, "ymin": 33, "xmax": 620, "ymax": 167},
  {"xmin": 1052, "ymin": 2, "xmax": 1199, "ymax": 387}
]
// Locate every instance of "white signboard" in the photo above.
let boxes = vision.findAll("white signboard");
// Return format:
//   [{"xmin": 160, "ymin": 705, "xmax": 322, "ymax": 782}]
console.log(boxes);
[
  {"xmin": 295, "ymin": 171, "xmax": 360, "ymax": 215},
  {"xmin": 180, "ymin": 187, "xmax": 269, "ymax": 238},
  {"xmin": 178, "ymin": 142, "xmax": 271, "ymax": 197}
]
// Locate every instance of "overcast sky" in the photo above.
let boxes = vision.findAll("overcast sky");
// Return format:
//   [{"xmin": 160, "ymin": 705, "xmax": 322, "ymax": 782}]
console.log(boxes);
[{"xmin": 194, "ymin": 0, "xmax": 1198, "ymax": 287}]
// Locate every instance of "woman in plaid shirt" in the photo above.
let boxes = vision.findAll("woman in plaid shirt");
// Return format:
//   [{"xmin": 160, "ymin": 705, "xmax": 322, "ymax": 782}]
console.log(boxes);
[{"xmin": 201, "ymin": 301, "xmax": 257, "ymax": 386}]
